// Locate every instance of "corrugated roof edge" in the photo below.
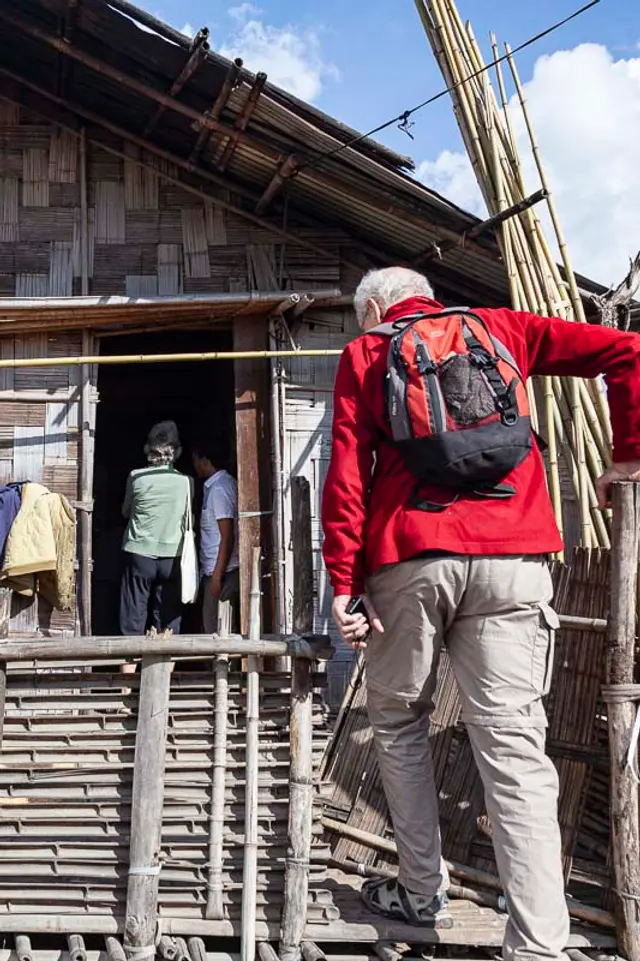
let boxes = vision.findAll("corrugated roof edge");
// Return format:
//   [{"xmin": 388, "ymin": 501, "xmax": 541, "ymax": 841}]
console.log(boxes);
[{"xmin": 105, "ymin": 0, "xmax": 415, "ymax": 173}]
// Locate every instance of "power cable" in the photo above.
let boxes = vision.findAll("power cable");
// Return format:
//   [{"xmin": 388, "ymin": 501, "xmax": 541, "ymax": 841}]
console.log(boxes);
[{"xmin": 298, "ymin": 0, "xmax": 602, "ymax": 173}]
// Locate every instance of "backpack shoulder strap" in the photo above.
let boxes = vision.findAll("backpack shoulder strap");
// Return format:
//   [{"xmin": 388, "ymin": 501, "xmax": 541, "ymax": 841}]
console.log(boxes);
[
  {"xmin": 461, "ymin": 310, "xmax": 524, "ymax": 378},
  {"xmin": 366, "ymin": 307, "xmax": 470, "ymax": 339}
]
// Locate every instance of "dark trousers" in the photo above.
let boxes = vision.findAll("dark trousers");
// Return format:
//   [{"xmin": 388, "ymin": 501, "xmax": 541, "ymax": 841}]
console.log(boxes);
[{"xmin": 120, "ymin": 552, "xmax": 182, "ymax": 635}]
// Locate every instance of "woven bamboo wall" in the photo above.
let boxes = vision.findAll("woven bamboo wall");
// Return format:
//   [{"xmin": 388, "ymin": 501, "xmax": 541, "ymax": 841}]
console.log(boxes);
[{"xmin": 0, "ymin": 97, "xmax": 347, "ymax": 299}]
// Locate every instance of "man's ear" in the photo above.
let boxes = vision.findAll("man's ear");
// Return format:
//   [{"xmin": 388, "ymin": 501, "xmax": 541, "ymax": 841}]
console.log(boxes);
[{"xmin": 364, "ymin": 298, "xmax": 382, "ymax": 330}]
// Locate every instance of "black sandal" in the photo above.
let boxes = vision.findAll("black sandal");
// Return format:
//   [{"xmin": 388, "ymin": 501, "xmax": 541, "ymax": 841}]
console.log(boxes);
[{"xmin": 361, "ymin": 877, "xmax": 453, "ymax": 929}]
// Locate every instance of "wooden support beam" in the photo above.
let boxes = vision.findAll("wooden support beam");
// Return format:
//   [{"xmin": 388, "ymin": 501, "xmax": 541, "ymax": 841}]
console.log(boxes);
[
  {"xmin": 606, "ymin": 482, "xmax": 640, "ymax": 960},
  {"xmin": 280, "ymin": 477, "xmax": 315, "ymax": 961},
  {"xmin": 124, "ymin": 655, "xmax": 172, "ymax": 961},
  {"xmin": 143, "ymin": 28, "xmax": 209, "ymax": 137},
  {"xmin": 190, "ymin": 58, "xmax": 243, "ymax": 163},
  {"xmin": 414, "ymin": 189, "xmax": 547, "ymax": 265},
  {"xmin": 233, "ymin": 317, "xmax": 270, "ymax": 635},
  {"xmin": 217, "ymin": 73, "xmax": 267, "ymax": 172},
  {"xmin": 256, "ymin": 154, "xmax": 298, "ymax": 215}
]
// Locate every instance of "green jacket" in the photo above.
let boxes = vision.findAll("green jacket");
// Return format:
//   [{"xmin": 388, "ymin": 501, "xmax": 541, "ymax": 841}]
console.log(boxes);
[{"xmin": 122, "ymin": 466, "xmax": 192, "ymax": 559}]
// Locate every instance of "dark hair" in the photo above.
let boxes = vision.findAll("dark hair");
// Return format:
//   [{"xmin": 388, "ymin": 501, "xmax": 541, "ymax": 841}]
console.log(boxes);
[{"xmin": 192, "ymin": 437, "xmax": 229, "ymax": 470}]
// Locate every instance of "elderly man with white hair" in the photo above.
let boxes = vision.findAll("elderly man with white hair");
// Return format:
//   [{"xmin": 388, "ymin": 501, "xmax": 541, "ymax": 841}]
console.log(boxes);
[{"xmin": 321, "ymin": 266, "xmax": 640, "ymax": 958}]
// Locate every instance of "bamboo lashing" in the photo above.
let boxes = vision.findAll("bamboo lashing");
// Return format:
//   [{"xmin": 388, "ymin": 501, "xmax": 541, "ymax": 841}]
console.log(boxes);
[{"xmin": 415, "ymin": 0, "xmax": 614, "ymax": 550}]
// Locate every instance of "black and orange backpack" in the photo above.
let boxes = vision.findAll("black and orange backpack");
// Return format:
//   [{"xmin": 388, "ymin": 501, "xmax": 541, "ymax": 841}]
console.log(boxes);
[{"xmin": 373, "ymin": 307, "xmax": 533, "ymax": 503}]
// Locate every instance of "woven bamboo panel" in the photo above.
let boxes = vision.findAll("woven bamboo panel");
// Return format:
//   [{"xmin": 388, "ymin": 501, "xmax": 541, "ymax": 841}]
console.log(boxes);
[
  {"xmin": 0, "ymin": 425, "xmax": 13, "ymax": 460},
  {"xmin": 0, "ymin": 401, "xmax": 46, "ymax": 427},
  {"xmin": 0, "ymin": 177, "xmax": 18, "ymax": 242},
  {"xmin": 0, "ymin": 668, "xmax": 332, "ymax": 925},
  {"xmin": 48, "ymin": 130, "xmax": 78, "ymax": 185},
  {"xmin": 182, "ymin": 208, "xmax": 210, "ymax": 278},
  {"xmin": 22, "ymin": 148, "xmax": 50, "ymax": 207},
  {"xmin": 42, "ymin": 463, "xmax": 78, "ymax": 499},
  {"xmin": 124, "ymin": 143, "xmax": 159, "ymax": 211}
]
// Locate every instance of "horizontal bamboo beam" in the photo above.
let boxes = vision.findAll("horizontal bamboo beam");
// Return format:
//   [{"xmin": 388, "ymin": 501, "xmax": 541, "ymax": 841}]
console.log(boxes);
[
  {"xmin": 558, "ymin": 614, "xmax": 608, "ymax": 633},
  {"xmin": 0, "ymin": 633, "xmax": 333, "ymax": 661},
  {"xmin": 0, "ymin": 349, "xmax": 344, "ymax": 369}
]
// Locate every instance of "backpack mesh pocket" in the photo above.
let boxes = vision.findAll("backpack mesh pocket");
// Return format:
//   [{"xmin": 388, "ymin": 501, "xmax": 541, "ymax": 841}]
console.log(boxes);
[{"xmin": 438, "ymin": 355, "xmax": 496, "ymax": 426}]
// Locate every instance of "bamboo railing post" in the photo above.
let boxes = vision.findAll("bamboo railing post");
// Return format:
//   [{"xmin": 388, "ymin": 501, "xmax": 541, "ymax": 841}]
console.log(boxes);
[
  {"xmin": 280, "ymin": 477, "xmax": 315, "ymax": 961},
  {"xmin": 241, "ymin": 548, "xmax": 261, "ymax": 961},
  {"xmin": 606, "ymin": 482, "xmax": 640, "ymax": 959},
  {"xmin": 206, "ymin": 654, "xmax": 229, "ymax": 920},
  {"xmin": 0, "ymin": 586, "xmax": 11, "ymax": 747},
  {"xmin": 124, "ymin": 655, "xmax": 172, "ymax": 961},
  {"xmin": 14, "ymin": 936, "xmax": 32, "ymax": 961}
]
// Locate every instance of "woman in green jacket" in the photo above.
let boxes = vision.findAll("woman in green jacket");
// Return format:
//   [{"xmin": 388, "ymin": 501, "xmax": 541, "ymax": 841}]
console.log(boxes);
[{"xmin": 120, "ymin": 421, "xmax": 192, "ymax": 638}]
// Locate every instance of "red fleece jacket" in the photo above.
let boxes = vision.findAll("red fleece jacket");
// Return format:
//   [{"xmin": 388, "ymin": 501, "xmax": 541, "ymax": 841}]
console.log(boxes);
[{"xmin": 321, "ymin": 297, "xmax": 640, "ymax": 596}]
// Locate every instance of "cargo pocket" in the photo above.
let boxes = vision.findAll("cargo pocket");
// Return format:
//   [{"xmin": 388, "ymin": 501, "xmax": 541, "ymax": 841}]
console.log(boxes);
[{"xmin": 532, "ymin": 601, "xmax": 560, "ymax": 696}]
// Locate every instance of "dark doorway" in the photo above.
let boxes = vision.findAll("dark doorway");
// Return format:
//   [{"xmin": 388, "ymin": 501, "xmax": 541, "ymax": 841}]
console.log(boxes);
[{"xmin": 91, "ymin": 328, "xmax": 236, "ymax": 636}]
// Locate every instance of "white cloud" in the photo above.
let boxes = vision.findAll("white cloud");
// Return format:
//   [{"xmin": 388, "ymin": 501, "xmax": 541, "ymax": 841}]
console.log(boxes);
[
  {"xmin": 418, "ymin": 150, "xmax": 486, "ymax": 220},
  {"xmin": 417, "ymin": 43, "xmax": 640, "ymax": 287},
  {"xmin": 180, "ymin": 22, "xmax": 195, "ymax": 39},
  {"xmin": 217, "ymin": 5, "xmax": 338, "ymax": 102},
  {"xmin": 228, "ymin": 3, "xmax": 260, "ymax": 22}
]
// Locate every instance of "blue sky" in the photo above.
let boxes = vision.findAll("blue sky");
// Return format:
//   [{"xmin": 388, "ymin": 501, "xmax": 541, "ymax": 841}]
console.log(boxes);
[{"xmin": 138, "ymin": 0, "xmax": 640, "ymax": 284}]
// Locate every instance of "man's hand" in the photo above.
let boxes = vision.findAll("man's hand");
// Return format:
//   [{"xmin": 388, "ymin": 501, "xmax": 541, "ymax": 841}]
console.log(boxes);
[
  {"xmin": 210, "ymin": 572, "xmax": 222, "ymax": 598},
  {"xmin": 596, "ymin": 460, "xmax": 640, "ymax": 509},
  {"xmin": 332, "ymin": 594, "xmax": 383, "ymax": 650}
]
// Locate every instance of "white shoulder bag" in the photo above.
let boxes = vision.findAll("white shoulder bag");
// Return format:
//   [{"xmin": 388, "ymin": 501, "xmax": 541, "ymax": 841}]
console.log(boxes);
[{"xmin": 180, "ymin": 480, "xmax": 199, "ymax": 605}]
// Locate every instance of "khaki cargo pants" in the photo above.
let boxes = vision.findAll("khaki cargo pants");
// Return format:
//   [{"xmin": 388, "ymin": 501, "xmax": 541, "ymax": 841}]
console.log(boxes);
[{"xmin": 365, "ymin": 555, "xmax": 568, "ymax": 961}]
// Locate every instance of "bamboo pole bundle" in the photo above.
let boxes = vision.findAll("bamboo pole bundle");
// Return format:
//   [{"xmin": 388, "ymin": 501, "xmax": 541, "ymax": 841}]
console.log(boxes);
[{"xmin": 415, "ymin": 0, "xmax": 614, "ymax": 549}]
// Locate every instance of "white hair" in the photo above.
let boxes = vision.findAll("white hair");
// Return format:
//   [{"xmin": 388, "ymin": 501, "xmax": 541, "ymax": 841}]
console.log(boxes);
[{"xmin": 353, "ymin": 267, "xmax": 435, "ymax": 326}]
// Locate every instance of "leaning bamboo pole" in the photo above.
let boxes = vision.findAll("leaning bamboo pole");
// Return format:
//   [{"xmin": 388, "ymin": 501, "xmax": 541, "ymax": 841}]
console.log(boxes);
[{"xmin": 415, "ymin": 0, "xmax": 613, "ymax": 549}]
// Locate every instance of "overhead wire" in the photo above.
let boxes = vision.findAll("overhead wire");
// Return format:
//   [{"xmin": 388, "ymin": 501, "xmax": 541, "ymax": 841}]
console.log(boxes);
[{"xmin": 297, "ymin": 0, "xmax": 602, "ymax": 174}]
